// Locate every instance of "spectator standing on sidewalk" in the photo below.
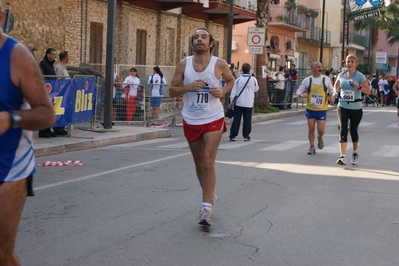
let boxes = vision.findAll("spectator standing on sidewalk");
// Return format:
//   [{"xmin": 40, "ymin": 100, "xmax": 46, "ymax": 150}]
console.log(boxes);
[
  {"xmin": 169, "ymin": 28, "xmax": 235, "ymax": 226},
  {"xmin": 378, "ymin": 74, "xmax": 388, "ymax": 106},
  {"xmin": 228, "ymin": 63, "xmax": 259, "ymax": 141},
  {"xmin": 148, "ymin": 66, "xmax": 166, "ymax": 120},
  {"xmin": 54, "ymin": 50, "xmax": 69, "ymax": 77},
  {"xmin": 296, "ymin": 61, "xmax": 334, "ymax": 155},
  {"xmin": 332, "ymin": 54, "xmax": 371, "ymax": 165},
  {"xmin": 52, "ymin": 50, "xmax": 70, "ymax": 136},
  {"xmin": 0, "ymin": 3, "xmax": 56, "ymax": 264},
  {"xmin": 38, "ymin": 48, "xmax": 57, "ymax": 138},
  {"xmin": 123, "ymin": 67, "xmax": 140, "ymax": 123},
  {"xmin": 288, "ymin": 64, "xmax": 298, "ymax": 109},
  {"xmin": 275, "ymin": 66, "xmax": 286, "ymax": 109}
]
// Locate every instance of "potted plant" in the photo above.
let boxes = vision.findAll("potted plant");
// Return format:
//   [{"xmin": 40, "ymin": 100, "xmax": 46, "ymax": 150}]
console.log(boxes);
[
  {"xmin": 297, "ymin": 4, "xmax": 308, "ymax": 14},
  {"xmin": 275, "ymin": 15, "xmax": 287, "ymax": 22},
  {"xmin": 308, "ymin": 9, "xmax": 319, "ymax": 18},
  {"xmin": 248, "ymin": 3, "xmax": 256, "ymax": 11},
  {"xmin": 284, "ymin": 1, "xmax": 296, "ymax": 10}
]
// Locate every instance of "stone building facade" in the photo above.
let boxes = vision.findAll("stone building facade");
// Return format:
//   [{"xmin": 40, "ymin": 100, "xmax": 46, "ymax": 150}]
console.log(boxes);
[{"xmin": 5, "ymin": 0, "xmax": 227, "ymax": 69}]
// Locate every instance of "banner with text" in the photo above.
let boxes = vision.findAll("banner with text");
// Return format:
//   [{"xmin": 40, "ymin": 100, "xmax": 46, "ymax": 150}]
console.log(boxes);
[{"xmin": 45, "ymin": 76, "xmax": 97, "ymax": 127}]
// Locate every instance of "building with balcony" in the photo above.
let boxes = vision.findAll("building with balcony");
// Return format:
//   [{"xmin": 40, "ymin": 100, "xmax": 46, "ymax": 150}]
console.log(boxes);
[
  {"xmin": 231, "ymin": 0, "xmax": 330, "ymax": 78},
  {"xmin": 4, "ymin": 0, "xmax": 256, "ymax": 72}
]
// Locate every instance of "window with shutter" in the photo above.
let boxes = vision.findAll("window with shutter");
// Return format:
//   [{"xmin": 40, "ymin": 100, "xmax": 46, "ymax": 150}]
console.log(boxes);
[
  {"xmin": 136, "ymin": 29, "xmax": 147, "ymax": 65},
  {"xmin": 90, "ymin": 22, "xmax": 103, "ymax": 65}
]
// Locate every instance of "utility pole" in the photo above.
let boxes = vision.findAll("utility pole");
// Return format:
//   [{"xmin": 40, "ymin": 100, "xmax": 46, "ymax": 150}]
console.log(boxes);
[
  {"xmin": 319, "ymin": 0, "xmax": 326, "ymax": 63},
  {"xmin": 341, "ymin": 0, "xmax": 347, "ymax": 68},
  {"xmin": 103, "ymin": 0, "xmax": 116, "ymax": 129},
  {"xmin": 225, "ymin": 0, "xmax": 234, "ymax": 110},
  {"xmin": 227, "ymin": 0, "xmax": 233, "ymax": 65}
]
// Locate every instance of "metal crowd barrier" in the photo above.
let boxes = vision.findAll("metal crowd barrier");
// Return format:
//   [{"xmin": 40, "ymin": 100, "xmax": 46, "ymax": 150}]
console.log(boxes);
[{"xmin": 267, "ymin": 79, "xmax": 305, "ymax": 109}]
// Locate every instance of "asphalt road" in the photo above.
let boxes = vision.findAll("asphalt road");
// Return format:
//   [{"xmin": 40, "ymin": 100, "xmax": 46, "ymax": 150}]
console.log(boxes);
[{"xmin": 16, "ymin": 107, "xmax": 399, "ymax": 266}]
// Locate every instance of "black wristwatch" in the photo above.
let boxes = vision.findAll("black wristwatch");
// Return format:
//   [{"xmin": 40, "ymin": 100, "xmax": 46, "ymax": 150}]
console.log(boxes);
[{"xmin": 9, "ymin": 111, "xmax": 21, "ymax": 128}]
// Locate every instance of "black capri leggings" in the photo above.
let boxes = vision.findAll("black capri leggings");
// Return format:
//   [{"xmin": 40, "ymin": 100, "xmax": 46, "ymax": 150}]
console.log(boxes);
[{"xmin": 337, "ymin": 106, "xmax": 363, "ymax": 143}]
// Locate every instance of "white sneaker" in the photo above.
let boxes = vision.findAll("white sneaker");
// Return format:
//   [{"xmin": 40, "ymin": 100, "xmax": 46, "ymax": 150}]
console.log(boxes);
[
  {"xmin": 336, "ymin": 156, "xmax": 346, "ymax": 165},
  {"xmin": 351, "ymin": 152, "xmax": 359, "ymax": 165},
  {"xmin": 199, "ymin": 207, "xmax": 212, "ymax": 226},
  {"xmin": 307, "ymin": 147, "xmax": 316, "ymax": 155}
]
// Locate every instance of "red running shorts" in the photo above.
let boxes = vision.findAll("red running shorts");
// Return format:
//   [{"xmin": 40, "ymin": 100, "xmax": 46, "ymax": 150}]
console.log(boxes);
[{"xmin": 183, "ymin": 117, "xmax": 227, "ymax": 142}]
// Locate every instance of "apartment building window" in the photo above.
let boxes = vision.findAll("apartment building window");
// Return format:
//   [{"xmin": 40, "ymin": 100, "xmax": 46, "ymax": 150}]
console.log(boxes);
[
  {"xmin": 166, "ymin": 27, "xmax": 176, "ymax": 65},
  {"xmin": 136, "ymin": 29, "xmax": 147, "ymax": 65},
  {"xmin": 90, "ymin": 22, "xmax": 103, "ymax": 64}
]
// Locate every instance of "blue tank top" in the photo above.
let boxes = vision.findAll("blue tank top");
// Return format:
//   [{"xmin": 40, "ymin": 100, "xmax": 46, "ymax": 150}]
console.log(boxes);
[{"xmin": 0, "ymin": 37, "xmax": 36, "ymax": 181}]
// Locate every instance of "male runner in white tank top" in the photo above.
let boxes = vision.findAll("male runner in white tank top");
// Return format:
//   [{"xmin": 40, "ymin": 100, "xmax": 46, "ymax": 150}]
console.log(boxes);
[{"xmin": 170, "ymin": 28, "xmax": 235, "ymax": 226}]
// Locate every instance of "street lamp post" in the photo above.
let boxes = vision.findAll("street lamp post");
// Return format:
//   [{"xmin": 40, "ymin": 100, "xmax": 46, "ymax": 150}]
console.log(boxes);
[
  {"xmin": 319, "ymin": 0, "xmax": 326, "ymax": 63},
  {"xmin": 341, "ymin": 0, "xmax": 347, "ymax": 68},
  {"xmin": 227, "ymin": 0, "xmax": 234, "ymax": 65},
  {"xmin": 225, "ymin": 0, "xmax": 234, "ymax": 110}
]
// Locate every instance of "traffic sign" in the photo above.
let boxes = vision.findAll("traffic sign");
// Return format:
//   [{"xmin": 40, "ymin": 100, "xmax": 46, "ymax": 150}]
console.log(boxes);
[
  {"xmin": 249, "ymin": 46, "xmax": 263, "ymax": 54},
  {"xmin": 247, "ymin": 27, "xmax": 265, "ymax": 47}
]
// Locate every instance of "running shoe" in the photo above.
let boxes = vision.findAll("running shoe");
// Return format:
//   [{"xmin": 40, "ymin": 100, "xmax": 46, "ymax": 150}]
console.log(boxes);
[
  {"xmin": 244, "ymin": 138, "xmax": 250, "ymax": 141},
  {"xmin": 307, "ymin": 147, "xmax": 316, "ymax": 155},
  {"xmin": 199, "ymin": 207, "xmax": 212, "ymax": 226},
  {"xmin": 336, "ymin": 156, "xmax": 346, "ymax": 165},
  {"xmin": 351, "ymin": 152, "xmax": 359, "ymax": 165},
  {"xmin": 317, "ymin": 137, "xmax": 324, "ymax": 149},
  {"xmin": 229, "ymin": 138, "xmax": 236, "ymax": 141}
]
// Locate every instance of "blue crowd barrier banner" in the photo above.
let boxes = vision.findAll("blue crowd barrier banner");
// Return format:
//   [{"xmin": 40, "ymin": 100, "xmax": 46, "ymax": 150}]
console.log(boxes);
[
  {"xmin": 45, "ymin": 76, "xmax": 97, "ymax": 127},
  {"xmin": 72, "ymin": 77, "xmax": 97, "ymax": 124}
]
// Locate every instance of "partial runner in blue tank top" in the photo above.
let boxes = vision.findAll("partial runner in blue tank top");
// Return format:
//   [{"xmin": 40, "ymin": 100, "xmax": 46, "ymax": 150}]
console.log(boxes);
[{"xmin": 0, "ymin": 36, "xmax": 36, "ymax": 182}]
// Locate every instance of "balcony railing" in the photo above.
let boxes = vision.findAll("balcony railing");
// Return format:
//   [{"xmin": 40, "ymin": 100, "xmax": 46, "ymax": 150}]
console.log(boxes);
[
  {"xmin": 216, "ymin": 0, "xmax": 256, "ymax": 11},
  {"xmin": 339, "ymin": 33, "xmax": 369, "ymax": 48},
  {"xmin": 299, "ymin": 26, "xmax": 331, "ymax": 45},
  {"xmin": 268, "ymin": 5, "xmax": 316, "ymax": 31}
]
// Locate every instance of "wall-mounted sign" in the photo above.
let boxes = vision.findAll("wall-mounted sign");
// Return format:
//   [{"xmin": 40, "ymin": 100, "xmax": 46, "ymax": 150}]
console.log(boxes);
[
  {"xmin": 249, "ymin": 46, "xmax": 263, "ymax": 54},
  {"xmin": 348, "ymin": 0, "xmax": 388, "ymax": 21},
  {"xmin": 375, "ymin": 51, "xmax": 388, "ymax": 70},
  {"xmin": 247, "ymin": 27, "xmax": 265, "ymax": 47}
]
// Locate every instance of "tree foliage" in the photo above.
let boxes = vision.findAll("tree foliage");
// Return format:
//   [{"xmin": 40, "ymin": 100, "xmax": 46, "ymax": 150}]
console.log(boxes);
[{"xmin": 353, "ymin": 2, "xmax": 399, "ymax": 75}]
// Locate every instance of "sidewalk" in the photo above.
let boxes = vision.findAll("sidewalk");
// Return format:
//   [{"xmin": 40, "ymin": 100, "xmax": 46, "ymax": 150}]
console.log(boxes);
[{"xmin": 33, "ymin": 105, "xmax": 311, "ymax": 157}]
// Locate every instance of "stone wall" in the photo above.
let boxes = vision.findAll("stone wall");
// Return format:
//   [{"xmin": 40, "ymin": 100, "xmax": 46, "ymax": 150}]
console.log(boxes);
[{"xmin": 5, "ymin": 0, "xmax": 227, "ymax": 69}]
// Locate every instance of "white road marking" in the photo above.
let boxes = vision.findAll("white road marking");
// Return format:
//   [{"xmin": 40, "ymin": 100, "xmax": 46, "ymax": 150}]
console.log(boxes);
[
  {"xmin": 219, "ymin": 140, "xmax": 262, "ymax": 150},
  {"xmin": 387, "ymin": 123, "xmax": 399, "ymax": 128},
  {"xmin": 286, "ymin": 121, "xmax": 307, "ymax": 125},
  {"xmin": 158, "ymin": 142, "xmax": 189, "ymax": 149},
  {"xmin": 256, "ymin": 119, "xmax": 285, "ymax": 125},
  {"xmin": 372, "ymin": 145, "xmax": 399, "ymax": 157},
  {"xmin": 35, "ymin": 152, "xmax": 191, "ymax": 191},
  {"xmin": 261, "ymin": 140, "xmax": 308, "ymax": 151}
]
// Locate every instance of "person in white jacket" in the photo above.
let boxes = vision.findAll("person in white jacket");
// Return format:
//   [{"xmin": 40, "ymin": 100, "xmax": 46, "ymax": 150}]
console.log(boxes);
[{"xmin": 228, "ymin": 63, "xmax": 259, "ymax": 141}]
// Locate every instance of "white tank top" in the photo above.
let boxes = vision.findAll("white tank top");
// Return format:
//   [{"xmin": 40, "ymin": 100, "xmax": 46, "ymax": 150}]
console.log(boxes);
[{"xmin": 182, "ymin": 56, "xmax": 224, "ymax": 125}]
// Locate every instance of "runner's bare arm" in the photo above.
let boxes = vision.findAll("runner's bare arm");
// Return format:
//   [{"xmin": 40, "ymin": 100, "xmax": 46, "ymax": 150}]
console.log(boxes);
[
  {"xmin": 209, "ymin": 58, "xmax": 234, "ymax": 99},
  {"xmin": 0, "ymin": 42, "xmax": 55, "ymax": 134}
]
